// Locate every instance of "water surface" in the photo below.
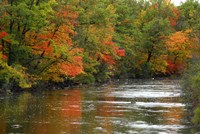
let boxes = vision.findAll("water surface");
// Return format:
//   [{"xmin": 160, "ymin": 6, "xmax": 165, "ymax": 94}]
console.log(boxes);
[{"xmin": 0, "ymin": 79, "xmax": 199, "ymax": 133}]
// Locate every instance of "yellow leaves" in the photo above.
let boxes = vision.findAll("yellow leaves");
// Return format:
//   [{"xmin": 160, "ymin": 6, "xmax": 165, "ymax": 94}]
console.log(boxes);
[
  {"xmin": 0, "ymin": 62, "xmax": 32, "ymax": 88},
  {"xmin": 106, "ymin": 4, "xmax": 116, "ymax": 16},
  {"xmin": 165, "ymin": 29, "xmax": 194, "ymax": 74},
  {"xmin": 151, "ymin": 55, "xmax": 168, "ymax": 74},
  {"xmin": 134, "ymin": 10, "xmax": 146, "ymax": 27},
  {"xmin": 166, "ymin": 30, "xmax": 193, "ymax": 58},
  {"xmin": 53, "ymin": 25, "xmax": 75, "ymax": 47}
]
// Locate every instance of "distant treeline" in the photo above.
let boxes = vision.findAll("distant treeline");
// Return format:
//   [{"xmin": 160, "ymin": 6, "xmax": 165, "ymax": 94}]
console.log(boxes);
[{"xmin": 0, "ymin": 0, "xmax": 199, "ymax": 90}]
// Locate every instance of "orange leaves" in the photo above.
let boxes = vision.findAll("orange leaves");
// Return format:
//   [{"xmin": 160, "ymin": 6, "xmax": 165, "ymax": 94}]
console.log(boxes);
[
  {"xmin": 103, "ymin": 41, "xmax": 115, "ymax": 46},
  {"xmin": 165, "ymin": 30, "xmax": 193, "ymax": 74},
  {"xmin": 59, "ymin": 47, "xmax": 84, "ymax": 77},
  {"xmin": 166, "ymin": 30, "xmax": 192, "ymax": 55},
  {"xmin": 56, "ymin": 5, "xmax": 78, "ymax": 27},
  {"xmin": 0, "ymin": 31, "xmax": 8, "ymax": 39},
  {"xmin": 31, "ymin": 32, "xmax": 54, "ymax": 56},
  {"xmin": 102, "ymin": 55, "xmax": 115, "ymax": 65},
  {"xmin": 53, "ymin": 25, "xmax": 75, "ymax": 46},
  {"xmin": 60, "ymin": 56, "xmax": 83, "ymax": 77},
  {"xmin": 24, "ymin": 4, "xmax": 83, "ymax": 79},
  {"xmin": 58, "ymin": 6, "xmax": 78, "ymax": 20},
  {"xmin": 116, "ymin": 48, "xmax": 125, "ymax": 57}
]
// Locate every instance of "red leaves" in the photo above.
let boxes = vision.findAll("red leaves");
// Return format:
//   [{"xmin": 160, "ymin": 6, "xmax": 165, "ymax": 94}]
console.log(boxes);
[
  {"xmin": 33, "ymin": 33, "xmax": 53, "ymax": 56},
  {"xmin": 167, "ymin": 60, "xmax": 175, "ymax": 73},
  {"xmin": 60, "ymin": 56, "xmax": 83, "ymax": 76},
  {"xmin": 102, "ymin": 55, "xmax": 115, "ymax": 65},
  {"xmin": 0, "ymin": 31, "xmax": 8, "ymax": 39},
  {"xmin": 2, "ymin": 54, "xmax": 7, "ymax": 59},
  {"xmin": 102, "ymin": 48, "xmax": 125, "ymax": 65},
  {"xmin": 0, "ymin": 31, "xmax": 8, "ymax": 60},
  {"xmin": 167, "ymin": 60, "xmax": 184, "ymax": 74},
  {"xmin": 169, "ymin": 17, "xmax": 177, "ymax": 27},
  {"xmin": 101, "ymin": 39, "xmax": 125, "ymax": 65},
  {"xmin": 0, "ymin": 54, "xmax": 7, "ymax": 60},
  {"xmin": 169, "ymin": 8, "xmax": 180, "ymax": 28},
  {"xmin": 116, "ymin": 48, "xmax": 125, "ymax": 57}
]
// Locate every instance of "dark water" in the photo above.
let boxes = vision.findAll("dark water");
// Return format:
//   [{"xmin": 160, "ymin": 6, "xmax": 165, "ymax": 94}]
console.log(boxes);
[{"xmin": 0, "ymin": 79, "xmax": 200, "ymax": 134}]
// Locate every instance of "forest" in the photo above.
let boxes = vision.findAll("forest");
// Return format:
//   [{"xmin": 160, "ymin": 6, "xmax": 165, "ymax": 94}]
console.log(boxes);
[
  {"xmin": 0, "ymin": 0, "xmax": 200, "ymax": 124},
  {"xmin": 1, "ymin": 0, "xmax": 199, "ymax": 88}
]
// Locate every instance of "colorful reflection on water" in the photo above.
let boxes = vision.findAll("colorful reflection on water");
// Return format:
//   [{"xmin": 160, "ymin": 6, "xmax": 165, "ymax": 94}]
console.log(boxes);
[{"xmin": 0, "ymin": 79, "xmax": 199, "ymax": 133}]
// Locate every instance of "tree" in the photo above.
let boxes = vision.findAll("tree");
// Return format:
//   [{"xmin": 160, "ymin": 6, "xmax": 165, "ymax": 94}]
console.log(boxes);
[
  {"xmin": 25, "ymin": 1, "xmax": 84, "ymax": 82},
  {"xmin": 113, "ymin": 0, "xmax": 143, "ymax": 78},
  {"xmin": 133, "ymin": 0, "xmax": 177, "ymax": 77},
  {"xmin": 74, "ymin": 0, "xmax": 124, "ymax": 83},
  {"xmin": 177, "ymin": 0, "xmax": 200, "ymax": 59},
  {"xmin": 0, "ymin": 0, "xmax": 84, "ymax": 90},
  {"xmin": 166, "ymin": 30, "xmax": 193, "ymax": 74}
]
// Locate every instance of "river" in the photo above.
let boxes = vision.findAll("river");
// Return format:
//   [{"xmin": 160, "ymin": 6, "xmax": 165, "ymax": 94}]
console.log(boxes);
[{"xmin": 0, "ymin": 79, "xmax": 199, "ymax": 134}]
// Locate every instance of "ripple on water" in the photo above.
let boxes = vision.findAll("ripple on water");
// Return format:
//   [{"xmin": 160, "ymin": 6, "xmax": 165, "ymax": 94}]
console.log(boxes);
[
  {"xmin": 109, "ymin": 91, "xmax": 181, "ymax": 98},
  {"xmin": 119, "ymin": 84, "xmax": 181, "ymax": 89},
  {"xmin": 97, "ymin": 101, "xmax": 132, "ymax": 104},
  {"xmin": 0, "ymin": 79, "xmax": 193, "ymax": 134},
  {"xmin": 11, "ymin": 124, "xmax": 22, "ymax": 129},
  {"xmin": 134, "ymin": 102, "xmax": 185, "ymax": 108},
  {"xmin": 126, "ymin": 121, "xmax": 185, "ymax": 131}
]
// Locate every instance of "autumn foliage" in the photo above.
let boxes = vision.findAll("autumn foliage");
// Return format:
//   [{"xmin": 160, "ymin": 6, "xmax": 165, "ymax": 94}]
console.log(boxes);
[
  {"xmin": 166, "ymin": 30, "xmax": 193, "ymax": 74},
  {"xmin": 169, "ymin": 9, "xmax": 180, "ymax": 28},
  {"xmin": 0, "ymin": 31, "xmax": 8, "ymax": 39},
  {"xmin": 60, "ymin": 56, "xmax": 83, "ymax": 77},
  {"xmin": 0, "ymin": 0, "xmax": 198, "ymax": 89}
]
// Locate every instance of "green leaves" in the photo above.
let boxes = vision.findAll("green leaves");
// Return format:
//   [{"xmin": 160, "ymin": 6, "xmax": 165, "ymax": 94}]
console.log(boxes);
[
  {"xmin": 0, "ymin": 0, "xmax": 199, "ymax": 89},
  {"xmin": 0, "ymin": 61, "xmax": 32, "ymax": 89},
  {"xmin": 74, "ymin": 0, "xmax": 121, "ymax": 82}
]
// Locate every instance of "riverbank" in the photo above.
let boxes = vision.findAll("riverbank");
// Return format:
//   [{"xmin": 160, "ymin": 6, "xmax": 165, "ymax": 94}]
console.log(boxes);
[
  {"xmin": 0, "ymin": 76, "xmax": 177, "ymax": 93},
  {"xmin": 181, "ymin": 62, "xmax": 200, "ymax": 125}
]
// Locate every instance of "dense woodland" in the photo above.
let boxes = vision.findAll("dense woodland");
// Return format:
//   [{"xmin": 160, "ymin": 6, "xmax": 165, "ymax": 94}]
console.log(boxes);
[{"xmin": 0, "ymin": 0, "xmax": 200, "ymax": 123}]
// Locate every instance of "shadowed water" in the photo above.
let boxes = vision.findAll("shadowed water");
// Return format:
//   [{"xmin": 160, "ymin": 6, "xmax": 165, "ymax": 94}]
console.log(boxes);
[{"xmin": 0, "ymin": 79, "xmax": 200, "ymax": 134}]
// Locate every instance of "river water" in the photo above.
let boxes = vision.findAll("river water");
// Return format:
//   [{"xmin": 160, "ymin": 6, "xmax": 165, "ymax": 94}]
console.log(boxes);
[{"xmin": 0, "ymin": 79, "xmax": 200, "ymax": 134}]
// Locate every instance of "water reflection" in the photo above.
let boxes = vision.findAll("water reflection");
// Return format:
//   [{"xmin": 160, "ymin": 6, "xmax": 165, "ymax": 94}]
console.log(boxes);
[
  {"xmin": 60, "ymin": 89, "xmax": 82, "ymax": 134},
  {"xmin": 0, "ymin": 119, "xmax": 6, "ymax": 134},
  {"xmin": 161, "ymin": 97, "xmax": 184, "ymax": 126},
  {"xmin": 0, "ymin": 79, "xmax": 200, "ymax": 133},
  {"xmin": 95, "ymin": 85, "xmax": 125, "ymax": 133},
  {"xmin": 0, "ymin": 92, "xmax": 33, "ymax": 133},
  {"xmin": 28, "ymin": 89, "xmax": 82, "ymax": 134}
]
